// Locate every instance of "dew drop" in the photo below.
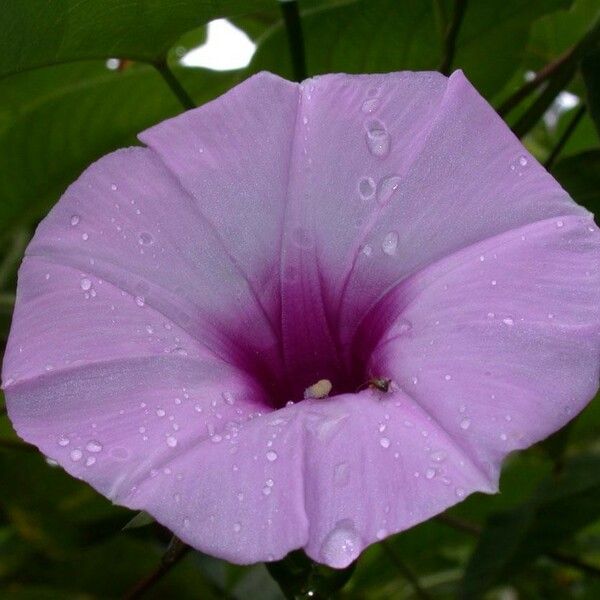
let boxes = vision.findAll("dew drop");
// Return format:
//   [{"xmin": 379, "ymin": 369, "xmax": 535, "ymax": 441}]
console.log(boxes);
[
  {"xmin": 361, "ymin": 244, "xmax": 373, "ymax": 257},
  {"xmin": 382, "ymin": 231, "xmax": 399, "ymax": 256},
  {"xmin": 379, "ymin": 437, "xmax": 390, "ymax": 449},
  {"xmin": 156, "ymin": 409, "xmax": 166, "ymax": 417},
  {"xmin": 430, "ymin": 450, "xmax": 447, "ymax": 463},
  {"xmin": 82, "ymin": 233, "xmax": 89, "ymax": 241},
  {"xmin": 455, "ymin": 487, "xmax": 465, "ymax": 498},
  {"xmin": 233, "ymin": 522, "xmax": 242, "ymax": 533},
  {"xmin": 425, "ymin": 468, "xmax": 436, "ymax": 479},
  {"xmin": 358, "ymin": 177, "xmax": 376, "ymax": 200},
  {"xmin": 262, "ymin": 485, "xmax": 272, "ymax": 496},
  {"xmin": 166, "ymin": 436, "xmax": 177, "ymax": 448},
  {"xmin": 518, "ymin": 155, "xmax": 528, "ymax": 167},
  {"xmin": 319, "ymin": 520, "xmax": 361, "ymax": 568},
  {"xmin": 85, "ymin": 456, "xmax": 96, "ymax": 467},
  {"xmin": 376, "ymin": 528, "xmax": 387, "ymax": 540},
  {"xmin": 377, "ymin": 175, "xmax": 401, "ymax": 206},
  {"xmin": 365, "ymin": 119, "xmax": 390, "ymax": 157},
  {"xmin": 266, "ymin": 450, "xmax": 278, "ymax": 462},
  {"xmin": 556, "ymin": 220, "xmax": 564, "ymax": 228},
  {"xmin": 70, "ymin": 449, "xmax": 83, "ymax": 462},
  {"xmin": 138, "ymin": 232, "xmax": 154, "ymax": 246},
  {"xmin": 135, "ymin": 295, "xmax": 145, "ymax": 307},
  {"xmin": 222, "ymin": 391, "xmax": 235, "ymax": 405},
  {"xmin": 460, "ymin": 418, "xmax": 471, "ymax": 430},
  {"xmin": 110, "ymin": 183, "xmax": 118, "ymax": 191},
  {"xmin": 80, "ymin": 278, "xmax": 92, "ymax": 291},
  {"xmin": 86, "ymin": 440, "xmax": 103, "ymax": 453},
  {"xmin": 70, "ymin": 215, "xmax": 80, "ymax": 226},
  {"xmin": 502, "ymin": 317, "xmax": 514, "ymax": 326},
  {"xmin": 334, "ymin": 462, "xmax": 350, "ymax": 487},
  {"xmin": 361, "ymin": 98, "xmax": 378, "ymax": 114}
]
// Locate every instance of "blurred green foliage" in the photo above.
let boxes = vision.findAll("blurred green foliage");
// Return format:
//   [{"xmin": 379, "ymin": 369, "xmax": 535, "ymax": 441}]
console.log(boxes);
[{"xmin": 1, "ymin": 0, "xmax": 600, "ymax": 598}]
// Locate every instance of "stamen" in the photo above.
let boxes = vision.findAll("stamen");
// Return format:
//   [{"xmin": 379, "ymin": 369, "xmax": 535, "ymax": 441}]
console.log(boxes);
[{"xmin": 304, "ymin": 379, "xmax": 333, "ymax": 399}]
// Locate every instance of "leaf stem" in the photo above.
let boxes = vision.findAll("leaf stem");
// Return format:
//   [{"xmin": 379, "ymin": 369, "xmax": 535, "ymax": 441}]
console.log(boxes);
[
  {"xmin": 499, "ymin": 16, "xmax": 600, "ymax": 120},
  {"xmin": 438, "ymin": 0, "xmax": 468, "ymax": 75},
  {"xmin": 279, "ymin": 0, "xmax": 307, "ymax": 82},
  {"xmin": 154, "ymin": 61, "xmax": 195, "ymax": 111},
  {"xmin": 380, "ymin": 541, "xmax": 433, "ymax": 600},
  {"xmin": 545, "ymin": 104, "xmax": 586, "ymax": 170},
  {"xmin": 497, "ymin": 46, "xmax": 576, "ymax": 117},
  {"xmin": 123, "ymin": 536, "xmax": 190, "ymax": 599}
]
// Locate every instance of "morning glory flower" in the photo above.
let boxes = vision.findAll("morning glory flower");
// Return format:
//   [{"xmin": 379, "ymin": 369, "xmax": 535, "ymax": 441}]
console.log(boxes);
[{"xmin": 2, "ymin": 70, "xmax": 599, "ymax": 569}]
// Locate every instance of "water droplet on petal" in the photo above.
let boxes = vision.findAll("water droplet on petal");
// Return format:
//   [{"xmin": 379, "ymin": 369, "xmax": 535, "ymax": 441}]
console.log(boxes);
[
  {"xmin": 86, "ymin": 456, "xmax": 96, "ymax": 467},
  {"xmin": 382, "ymin": 231, "xmax": 399, "ymax": 256},
  {"xmin": 334, "ymin": 462, "xmax": 350, "ymax": 487},
  {"xmin": 86, "ymin": 440, "xmax": 103, "ymax": 453},
  {"xmin": 138, "ymin": 232, "xmax": 154, "ymax": 245},
  {"xmin": 320, "ymin": 520, "xmax": 362, "ymax": 568},
  {"xmin": 135, "ymin": 296, "xmax": 145, "ymax": 307},
  {"xmin": 233, "ymin": 522, "xmax": 242, "ymax": 533},
  {"xmin": 70, "ymin": 449, "xmax": 83, "ymax": 462},
  {"xmin": 361, "ymin": 98, "xmax": 378, "ymax": 113},
  {"xmin": 80, "ymin": 278, "xmax": 92, "ymax": 291},
  {"xmin": 365, "ymin": 119, "xmax": 390, "ymax": 158},
  {"xmin": 358, "ymin": 177, "xmax": 376, "ymax": 200},
  {"xmin": 70, "ymin": 215, "xmax": 80, "ymax": 226},
  {"xmin": 377, "ymin": 176, "xmax": 401, "ymax": 206},
  {"xmin": 430, "ymin": 450, "xmax": 447, "ymax": 462},
  {"xmin": 266, "ymin": 450, "xmax": 278, "ymax": 462},
  {"xmin": 502, "ymin": 317, "xmax": 514, "ymax": 326},
  {"xmin": 379, "ymin": 437, "xmax": 390, "ymax": 448},
  {"xmin": 222, "ymin": 391, "xmax": 235, "ymax": 405},
  {"xmin": 460, "ymin": 418, "xmax": 471, "ymax": 430},
  {"xmin": 376, "ymin": 528, "xmax": 387, "ymax": 540},
  {"xmin": 166, "ymin": 436, "xmax": 177, "ymax": 448},
  {"xmin": 58, "ymin": 436, "xmax": 70, "ymax": 447}
]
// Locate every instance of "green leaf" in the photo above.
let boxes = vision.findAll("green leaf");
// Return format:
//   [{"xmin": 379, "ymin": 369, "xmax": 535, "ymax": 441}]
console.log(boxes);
[
  {"xmin": 250, "ymin": 0, "xmax": 440, "ymax": 78},
  {"xmin": 250, "ymin": 0, "xmax": 570, "ymax": 98},
  {"xmin": 552, "ymin": 149, "xmax": 600, "ymax": 212},
  {"xmin": 461, "ymin": 455, "xmax": 600, "ymax": 599},
  {"xmin": 582, "ymin": 49, "xmax": 600, "ymax": 136},
  {"xmin": 0, "ymin": 62, "xmax": 234, "ymax": 236},
  {"xmin": 528, "ymin": 0, "xmax": 600, "ymax": 69},
  {"xmin": 0, "ymin": 0, "xmax": 269, "ymax": 77},
  {"xmin": 452, "ymin": 0, "xmax": 571, "ymax": 97}
]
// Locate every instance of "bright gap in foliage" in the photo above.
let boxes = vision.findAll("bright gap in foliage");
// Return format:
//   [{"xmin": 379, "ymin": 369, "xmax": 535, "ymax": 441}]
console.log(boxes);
[{"xmin": 181, "ymin": 19, "xmax": 256, "ymax": 71}]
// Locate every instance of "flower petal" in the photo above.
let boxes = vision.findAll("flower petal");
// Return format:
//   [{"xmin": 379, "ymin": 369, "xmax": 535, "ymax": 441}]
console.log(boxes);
[
  {"xmin": 279, "ymin": 71, "xmax": 588, "ymax": 363},
  {"xmin": 299, "ymin": 391, "xmax": 493, "ymax": 568},
  {"xmin": 360, "ymin": 214, "xmax": 600, "ymax": 471}
]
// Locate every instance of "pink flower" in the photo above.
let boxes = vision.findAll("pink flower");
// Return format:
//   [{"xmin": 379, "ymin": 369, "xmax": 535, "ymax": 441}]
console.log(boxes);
[{"xmin": 3, "ymin": 71, "xmax": 599, "ymax": 569}]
